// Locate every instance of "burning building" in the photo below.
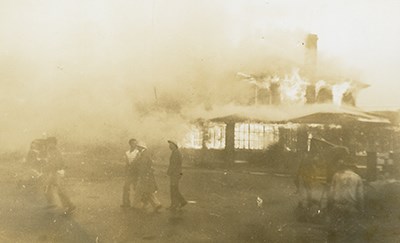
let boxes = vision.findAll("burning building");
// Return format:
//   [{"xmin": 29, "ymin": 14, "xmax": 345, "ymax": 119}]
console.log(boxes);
[
  {"xmin": 237, "ymin": 34, "xmax": 367, "ymax": 107},
  {"xmin": 180, "ymin": 34, "xmax": 399, "ymax": 170},
  {"xmin": 182, "ymin": 105, "xmax": 392, "ymax": 167}
]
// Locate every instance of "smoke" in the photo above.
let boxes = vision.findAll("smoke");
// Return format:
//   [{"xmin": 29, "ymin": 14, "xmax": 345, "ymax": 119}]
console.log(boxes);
[{"xmin": 0, "ymin": 0, "xmax": 362, "ymax": 152}]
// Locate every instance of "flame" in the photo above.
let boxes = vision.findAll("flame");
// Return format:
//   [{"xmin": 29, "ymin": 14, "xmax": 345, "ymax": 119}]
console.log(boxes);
[
  {"xmin": 239, "ymin": 69, "xmax": 354, "ymax": 106},
  {"xmin": 279, "ymin": 68, "xmax": 307, "ymax": 104},
  {"xmin": 332, "ymin": 82, "xmax": 351, "ymax": 106}
]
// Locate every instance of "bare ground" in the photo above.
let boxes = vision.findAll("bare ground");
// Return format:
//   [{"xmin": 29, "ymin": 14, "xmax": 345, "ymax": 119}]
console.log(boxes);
[{"xmin": 1, "ymin": 158, "xmax": 400, "ymax": 243}]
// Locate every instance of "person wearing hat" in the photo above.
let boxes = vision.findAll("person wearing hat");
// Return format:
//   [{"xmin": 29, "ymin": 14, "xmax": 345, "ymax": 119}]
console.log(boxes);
[
  {"xmin": 133, "ymin": 141, "xmax": 161, "ymax": 212},
  {"xmin": 121, "ymin": 138, "xmax": 140, "ymax": 208},
  {"xmin": 43, "ymin": 137, "xmax": 76, "ymax": 213},
  {"xmin": 327, "ymin": 153, "xmax": 365, "ymax": 242},
  {"xmin": 167, "ymin": 140, "xmax": 187, "ymax": 211},
  {"xmin": 326, "ymin": 146, "xmax": 350, "ymax": 184}
]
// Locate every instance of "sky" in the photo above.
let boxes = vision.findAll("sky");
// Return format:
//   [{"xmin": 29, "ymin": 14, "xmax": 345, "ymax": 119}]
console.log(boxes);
[{"xmin": 0, "ymin": 0, "xmax": 399, "ymax": 150}]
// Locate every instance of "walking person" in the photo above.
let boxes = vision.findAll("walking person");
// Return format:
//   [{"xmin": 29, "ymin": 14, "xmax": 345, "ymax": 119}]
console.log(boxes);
[
  {"xmin": 134, "ymin": 141, "xmax": 161, "ymax": 212},
  {"xmin": 328, "ymin": 152, "xmax": 365, "ymax": 243},
  {"xmin": 295, "ymin": 153, "xmax": 316, "ymax": 208},
  {"xmin": 43, "ymin": 137, "xmax": 76, "ymax": 213},
  {"xmin": 20, "ymin": 139, "xmax": 47, "ymax": 192},
  {"xmin": 167, "ymin": 140, "xmax": 187, "ymax": 211},
  {"xmin": 121, "ymin": 138, "xmax": 140, "ymax": 208},
  {"xmin": 25, "ymin": 139, "xmax": 47, "ymax": 181},
  {"xmin": 294, "ymin": 153, "xmax": 317, "ymax": 222}
]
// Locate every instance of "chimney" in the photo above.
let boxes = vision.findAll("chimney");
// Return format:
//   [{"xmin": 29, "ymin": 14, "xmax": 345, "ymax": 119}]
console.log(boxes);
[
  {"xmin": 304, "ymin": 34, "xmax": 318, "ymax": 104},
  {"xmin": 305, "ymin": 34, "xmax": 318, "ymax": 70}
]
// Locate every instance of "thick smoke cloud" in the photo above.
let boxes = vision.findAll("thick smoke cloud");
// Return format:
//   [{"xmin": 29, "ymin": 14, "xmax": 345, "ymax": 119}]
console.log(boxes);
[{"xmin": 0, "ymin": 0, "xmax": 361, "ymax": 151}]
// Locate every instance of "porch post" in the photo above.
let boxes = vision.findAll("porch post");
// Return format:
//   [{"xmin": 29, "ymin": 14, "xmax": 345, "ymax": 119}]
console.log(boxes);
[{"xmin": 225, "ymin": 122, "xmax": 235, "ymax": 164}]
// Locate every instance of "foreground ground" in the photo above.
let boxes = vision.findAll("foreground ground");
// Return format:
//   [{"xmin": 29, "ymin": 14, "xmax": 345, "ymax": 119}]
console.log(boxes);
[{"xmin": 1, "ymin": 156, "xmax": 400, "ymax": 242}]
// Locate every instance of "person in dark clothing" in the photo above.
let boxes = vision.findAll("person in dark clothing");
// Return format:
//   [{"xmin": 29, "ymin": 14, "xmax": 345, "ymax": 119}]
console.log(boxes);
[
  {"xmin": 167, "ymin": 140, "xmax": 187, "ymax": 211},
  {"xmin": 134, "ymin": 141, "xmax": 161, "ymax": 212},
  {"xmin": 295, "ymin": 153, "xmax": 317, "ymax": 208},
  {"xmin": 121, "ymin": 138, "xmax": 140, "ymax": 208},
  {"xmin": 43, "ymin": 137, "xmax": 75, "ymax": 213}
]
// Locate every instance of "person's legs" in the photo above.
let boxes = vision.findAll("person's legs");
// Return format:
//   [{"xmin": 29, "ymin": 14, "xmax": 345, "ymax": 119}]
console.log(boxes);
[
  {"xmin": 132, "ymin": 178, "xmax": 144, "ymax": 209},
  {"xmin": 169, "ymin": 177, "xmax": 179, "ymax": 208},
  {"xmin": 58, "ymin": 189, "xmax": 74, "ymax": 208},
  {"xmin": 298, "ymin": 178, "xmax": 308, "ymax": 208},
  {"xmin": 140, "ymin": 193, "xmax": 150, "ymax": 209},
  {"xmin": 131, "ymin": 172, "xmax": 139, "ymax": 190},
  {"xmin": 328, "ymin": 208, "xmax": 342, "ymax": 243},
  {"xmin": 174, "ymin": 181, "xmax": 186, "ymax": 207},
  {"xmin": 170, "ymin": 177, "xmax": 186, "ymax": 208},
  {"xmin": 304, "ymin": 179, "xmax": 313, "ymax": 206},
  {"xmin": 122, "ymin": 176, "xmax": 133, "ymax": 206},
  {"xmin": 45, "ymin": 184, "xmax": 57, "ymax": 207},
  {"xmin": 328, "ymin": 207, "xmax": 363, "ymax": 243},
  {"xmin": 44, "ymin": 174, "xmax": 57, "ymax": 208},
  {"xmin": 52, "ymin": 173, "xmax": 75, "ymax": 211},
  {"xmin": 130, "ymin": 173, "xmax": 139, "ymax": 202}
]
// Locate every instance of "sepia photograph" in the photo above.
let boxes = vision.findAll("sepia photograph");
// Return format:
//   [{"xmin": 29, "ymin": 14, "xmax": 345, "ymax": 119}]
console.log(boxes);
[{"xmin": 1, "ymin": 0, "xmax": 400, "ymax": 242}]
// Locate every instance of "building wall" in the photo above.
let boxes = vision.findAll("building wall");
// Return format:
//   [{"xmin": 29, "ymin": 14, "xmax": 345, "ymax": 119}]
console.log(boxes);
[{"xmin": 182, "ymin": 118, "xmax": 400, "ymax": 169}]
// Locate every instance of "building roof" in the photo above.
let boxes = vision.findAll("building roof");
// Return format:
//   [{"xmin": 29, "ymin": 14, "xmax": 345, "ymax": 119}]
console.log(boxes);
[
  {"xmin": 288, "ymin": 112, "xmax": 390, "ymax": 124},
  {"xmin": 367, "ymin": 110, "xmax": 400, "ymax": 124},
  {"xmin": 206, "ymin": 104, "xmax": 390, "ymax": 125}
]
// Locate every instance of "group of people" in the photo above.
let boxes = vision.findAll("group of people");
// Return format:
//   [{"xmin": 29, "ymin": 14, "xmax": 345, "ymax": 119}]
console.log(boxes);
[
  {"xmin": 295, "ymin": 146, "xmax": 365, "ymax": 242},
  {"xmin": 26, "ymin": 137, "xmax": 187, "ymax": 214},
  {"xmin": 26, "ymin": 137, "xmax": 76, "ymax": 214},
  {"xmin": 121, "ymin": 138, "xmax": 187, "ymax": 212}
]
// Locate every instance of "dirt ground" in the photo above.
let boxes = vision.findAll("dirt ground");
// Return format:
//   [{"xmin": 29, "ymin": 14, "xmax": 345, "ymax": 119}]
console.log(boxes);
[{"xmin": 1, "ymin": 155, "xmax": 400, "ymax": 243}]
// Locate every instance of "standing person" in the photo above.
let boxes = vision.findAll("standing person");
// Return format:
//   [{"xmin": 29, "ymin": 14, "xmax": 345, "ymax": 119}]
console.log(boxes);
[
  {"xmin": 167, "ymin": 140, "xmax": 187, "ymax": 211},
  {"xmin": 295, "ymin": 153, "xmax": 316, "ymax": 208},
  {"xmin": 328, "ymin": 156, "xmax": 365, "ymax": 243},
  {"xmin": 26, "ymin": 139, "xmax": 47, "ymax": 179},
  {"xmin": 43, "ymin": 137, "xmax": 76, "ymax": 213},
  {"xmin": 134, "ymin": 141, "xmax": 161, "ymax": 212},
  {"xmin": 20, "ymin": 139, "xmax": 47, "ymax": 191},
  {"xmin": 121, "ymin": 138, "xmax": 140, "ymax": 208}
]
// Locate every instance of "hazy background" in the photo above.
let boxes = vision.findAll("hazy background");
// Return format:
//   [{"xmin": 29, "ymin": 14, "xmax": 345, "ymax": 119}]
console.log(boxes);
[{"xmin": 1, "ymin": 0, "xmax": 399, "ymax": 151}]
